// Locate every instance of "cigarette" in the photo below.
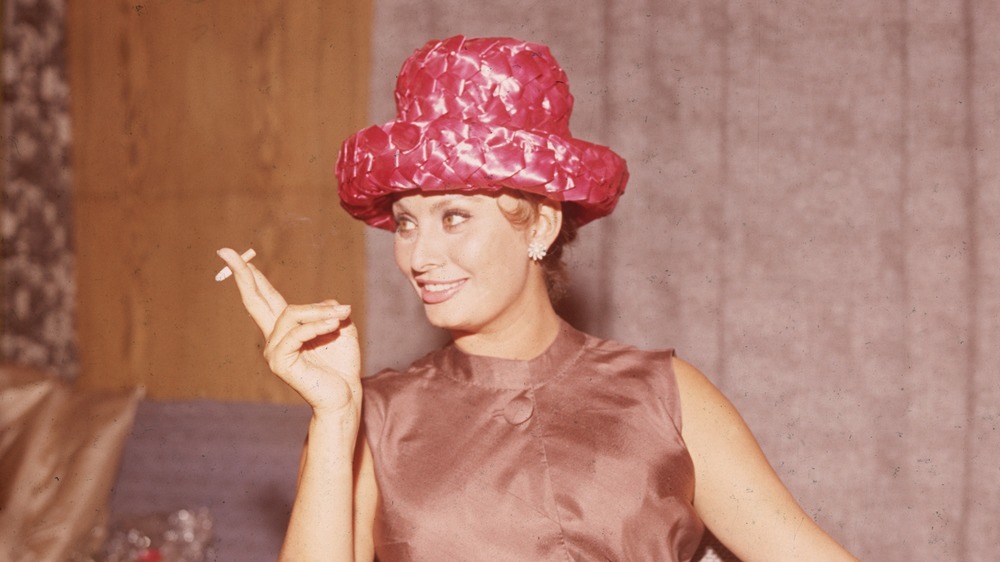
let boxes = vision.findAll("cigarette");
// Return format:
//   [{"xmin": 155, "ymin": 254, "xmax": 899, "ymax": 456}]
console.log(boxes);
[{"xmin": 215, "ymin": 248, "xmax": 257, "ymax": 281}]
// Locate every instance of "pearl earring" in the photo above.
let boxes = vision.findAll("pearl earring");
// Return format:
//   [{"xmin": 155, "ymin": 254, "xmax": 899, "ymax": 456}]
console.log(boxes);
[{"xmin": 527, "ymin": 241, "xmax": 547, "ymax": 261}]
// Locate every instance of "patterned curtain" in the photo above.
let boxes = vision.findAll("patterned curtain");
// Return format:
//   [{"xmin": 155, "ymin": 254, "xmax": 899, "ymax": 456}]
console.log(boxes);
[{"xmin": 1, "ymin": 0, "xmax": 77, "ymax": 379}]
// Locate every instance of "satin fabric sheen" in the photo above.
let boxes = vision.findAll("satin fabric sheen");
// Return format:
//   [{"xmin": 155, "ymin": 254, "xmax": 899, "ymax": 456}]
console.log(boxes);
[{"xmin": 362, "ymin": 321, "xmax": 705, "ymax": 561}]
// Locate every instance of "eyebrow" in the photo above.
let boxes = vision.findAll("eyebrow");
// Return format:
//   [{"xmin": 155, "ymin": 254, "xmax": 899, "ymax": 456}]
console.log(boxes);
[
  {"xmin": 394, "ymin": 194, "xmax": 477, "ymax": 215},
  {"xmin": 429, "ymin": 197, "xmax": 460, "ymax": 214}
]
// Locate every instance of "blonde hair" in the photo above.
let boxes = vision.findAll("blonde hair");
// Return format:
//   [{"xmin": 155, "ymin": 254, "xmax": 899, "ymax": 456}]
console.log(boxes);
[{"xmin": 496, "ymin": 190, "xmax": 578, "ymax": 301}]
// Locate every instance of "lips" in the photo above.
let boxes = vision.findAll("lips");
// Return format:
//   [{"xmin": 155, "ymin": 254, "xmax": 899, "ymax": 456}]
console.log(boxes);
[{"xmin": 417, "ymin": 279, "xmax": 466, "ymax": 305}]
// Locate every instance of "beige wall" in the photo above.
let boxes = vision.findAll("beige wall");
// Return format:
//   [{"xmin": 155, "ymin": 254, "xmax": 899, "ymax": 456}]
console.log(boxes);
[
  {"xmin": 362, "ymin": 1, "xmax": 1000, "ymax": 560},
  {"xmin": 68, "ymin": 1, "xmax": 372, "ymax": 402}
]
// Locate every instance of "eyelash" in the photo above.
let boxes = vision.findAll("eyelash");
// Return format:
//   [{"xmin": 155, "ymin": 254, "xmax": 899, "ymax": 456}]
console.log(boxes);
[
  {"xmin": 442, "ymin": 209, "xmax": 470, "ymax": 227},
  {"xmin": 394, "ymin": 215, "xmax": 416, "ymax": 235}
]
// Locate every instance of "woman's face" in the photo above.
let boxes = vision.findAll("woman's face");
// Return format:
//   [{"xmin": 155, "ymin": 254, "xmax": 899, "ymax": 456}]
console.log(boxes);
[{"xmin": 392, "ymin": 192, "xmax": 542, "ymax": 335}]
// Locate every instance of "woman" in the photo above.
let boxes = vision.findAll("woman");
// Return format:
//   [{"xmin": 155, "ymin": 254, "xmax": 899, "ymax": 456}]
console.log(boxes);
[{"xmin": 218, "ymin": 36, "xmax": 857, "ymax": 561}]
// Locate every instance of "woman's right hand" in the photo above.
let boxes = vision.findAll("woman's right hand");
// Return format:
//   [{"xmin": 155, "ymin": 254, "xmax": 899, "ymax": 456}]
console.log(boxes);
[{"xmin": 216, "ymin": 248, "xmax": 362, "ymax": 417}]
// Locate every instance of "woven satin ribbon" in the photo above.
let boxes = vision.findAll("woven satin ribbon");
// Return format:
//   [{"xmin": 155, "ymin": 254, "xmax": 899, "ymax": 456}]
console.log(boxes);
[{"xmin": 336, "ymin": 36, "xmax": 628, "ymax": 230}]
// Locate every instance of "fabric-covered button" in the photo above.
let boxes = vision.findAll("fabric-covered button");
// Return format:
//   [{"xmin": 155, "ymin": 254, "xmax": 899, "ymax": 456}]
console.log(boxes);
[{"xmin": 503, "ymin": 394, "xmax": 534, "ymax": 425}]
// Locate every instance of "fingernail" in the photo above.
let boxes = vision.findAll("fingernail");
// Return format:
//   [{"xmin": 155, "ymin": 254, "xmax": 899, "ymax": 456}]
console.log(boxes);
[{"xmin": 333, "ymin": 305, "xmax": 351, "ymax": 315}]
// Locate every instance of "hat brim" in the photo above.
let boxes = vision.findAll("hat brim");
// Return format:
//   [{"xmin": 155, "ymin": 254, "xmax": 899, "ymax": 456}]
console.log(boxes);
[{"xmin": 336, "ymin": 117, "xmax": 628, "ymax": 231}]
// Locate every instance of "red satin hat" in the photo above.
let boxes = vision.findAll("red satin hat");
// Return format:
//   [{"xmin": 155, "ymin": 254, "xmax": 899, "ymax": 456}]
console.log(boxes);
[{"xmin": 335, "ymin": 35, "xmax": 629, "ymax": 230}]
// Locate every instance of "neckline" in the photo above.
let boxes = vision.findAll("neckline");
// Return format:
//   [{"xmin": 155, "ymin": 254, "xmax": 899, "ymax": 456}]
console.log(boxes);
[{"xmin": 436, "ymin": 319, "xmax": 588, "ymax": 390}]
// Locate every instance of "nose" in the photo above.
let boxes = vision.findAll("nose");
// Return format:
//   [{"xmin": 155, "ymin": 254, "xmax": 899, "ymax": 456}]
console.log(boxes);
[{"xmin": 408, "ymin": 227, "xmax": 446, "ymax": 274}]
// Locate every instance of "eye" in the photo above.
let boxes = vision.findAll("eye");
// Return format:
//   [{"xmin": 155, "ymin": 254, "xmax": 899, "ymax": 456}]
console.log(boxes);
[
  {"xmin": 443, "ymin": 209, "xmax": 470, "ymax": 229},
  {"xmin": 394, "ymin": 215, "xmax": 417, "ymax": 237}
]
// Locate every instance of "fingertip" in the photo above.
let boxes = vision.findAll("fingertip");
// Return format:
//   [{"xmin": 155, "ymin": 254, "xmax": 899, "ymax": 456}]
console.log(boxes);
[{"xmin": 322, "ymin": 317, "xmax": 342, "ymax": 327}]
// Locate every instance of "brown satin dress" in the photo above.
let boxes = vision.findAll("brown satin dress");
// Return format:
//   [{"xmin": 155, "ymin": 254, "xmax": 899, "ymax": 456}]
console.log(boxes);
[{"xmin": 361, "ymin": 320, "xmax": 705, "ymax": 561}]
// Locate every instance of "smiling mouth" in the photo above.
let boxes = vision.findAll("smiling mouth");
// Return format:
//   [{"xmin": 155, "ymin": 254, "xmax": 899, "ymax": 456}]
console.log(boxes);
[{"xmin": 418, "ymin": 279, "xmax": 466, "ymax": 304}]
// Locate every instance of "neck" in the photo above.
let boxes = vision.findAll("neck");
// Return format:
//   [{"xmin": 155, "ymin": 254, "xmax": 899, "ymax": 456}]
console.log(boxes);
[{"xmin": 451, "ymin": 294, "xmax": 562, "ymax": 360}]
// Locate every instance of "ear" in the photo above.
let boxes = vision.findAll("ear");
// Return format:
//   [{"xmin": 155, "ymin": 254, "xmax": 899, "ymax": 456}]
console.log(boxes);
[{"xmin": 531, "ymin": 199, "xmax": 563, "ymax": 250}]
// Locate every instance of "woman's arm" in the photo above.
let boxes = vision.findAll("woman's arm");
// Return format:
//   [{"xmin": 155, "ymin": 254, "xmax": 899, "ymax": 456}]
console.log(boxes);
[
  {"xmin": 673, "ymin": 356, "xmax": 858, "ymax": 562},
  {"xmin": 282, "ymin": 419, "xmax": 378, "ymax": 561},
  {"xmin": 216, "ymin": 248, "xmax": 374, "ymax": 560}
]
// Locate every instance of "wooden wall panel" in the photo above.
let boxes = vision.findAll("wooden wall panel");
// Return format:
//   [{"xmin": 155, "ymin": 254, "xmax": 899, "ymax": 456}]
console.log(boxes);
[{"xmin": 68, "ymin": 1, "xmax": 371, "ymax": 402}]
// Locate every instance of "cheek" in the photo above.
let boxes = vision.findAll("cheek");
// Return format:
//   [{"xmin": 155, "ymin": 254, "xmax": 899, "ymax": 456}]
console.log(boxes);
[{"xmin": 456, "ymin": 228, "xmax": 527, "ymax": 282}]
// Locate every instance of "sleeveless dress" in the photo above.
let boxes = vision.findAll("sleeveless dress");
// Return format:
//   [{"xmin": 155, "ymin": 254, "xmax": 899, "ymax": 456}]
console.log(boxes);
[{"xmin": 361, "ymin": 320, "xmax": 705, "ymax": 561}]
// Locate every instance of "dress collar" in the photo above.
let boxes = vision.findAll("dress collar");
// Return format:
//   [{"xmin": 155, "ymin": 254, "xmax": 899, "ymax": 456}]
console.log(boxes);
[{"xmin": 435, "ymin": 319, "xmax": 588, "ymax": 390}]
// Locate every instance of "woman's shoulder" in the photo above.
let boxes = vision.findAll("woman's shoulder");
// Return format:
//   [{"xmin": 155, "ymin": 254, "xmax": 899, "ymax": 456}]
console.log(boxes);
[
  {"xmin": 569, "ymin": 328, "xmax": 684, "ymax": 396},
  {"xmin": 360, "ymin": 345, "xmax": 450, "ymax": 436},
  {"xmin": 361, "ymin": 344, "xmax": 450, "ymax": 394},
  {"xmin": 575, "ymin": 327, "xmax": 677, "ymax": 366}
]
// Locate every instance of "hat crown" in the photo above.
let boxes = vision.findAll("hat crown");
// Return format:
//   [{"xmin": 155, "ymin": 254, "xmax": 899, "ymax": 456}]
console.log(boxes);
[{"xmin": 394, "ymin": 36, "xmax": 573, "ymax": 136}]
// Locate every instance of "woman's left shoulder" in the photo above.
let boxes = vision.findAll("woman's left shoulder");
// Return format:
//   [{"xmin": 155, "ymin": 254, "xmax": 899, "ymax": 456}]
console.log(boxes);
[
  {"xmin": 577, "ymin": 329, "xmax": 676, "ymax": 363},
  {"xmin": 670, "ymin": 355, "xmax": 721, "ymax": 396},
  {"xmin": 668, "ymin": 355, "xmax": 741, "ymax": 429}
]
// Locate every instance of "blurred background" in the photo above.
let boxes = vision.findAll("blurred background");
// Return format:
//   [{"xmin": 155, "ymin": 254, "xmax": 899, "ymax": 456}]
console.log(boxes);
[{"xmin": 2, "ymin": 0, "xmax": 997, "ymax": 560}]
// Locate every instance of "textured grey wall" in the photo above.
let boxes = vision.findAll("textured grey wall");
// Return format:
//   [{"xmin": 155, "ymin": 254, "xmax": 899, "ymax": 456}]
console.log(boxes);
[{"xmin": 361, "ymin": 1, "xmax": 999, "ymax": 560}]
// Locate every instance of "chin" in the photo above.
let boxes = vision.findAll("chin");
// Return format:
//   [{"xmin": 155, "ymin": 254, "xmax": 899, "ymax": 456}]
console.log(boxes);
[
  {"xmin": 421, "ymin": 297, "xmax": 498, "ymax": 335},
  {"xmin": 422, "ymin": 305, "xmax": 472, "ymax": 332}
]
